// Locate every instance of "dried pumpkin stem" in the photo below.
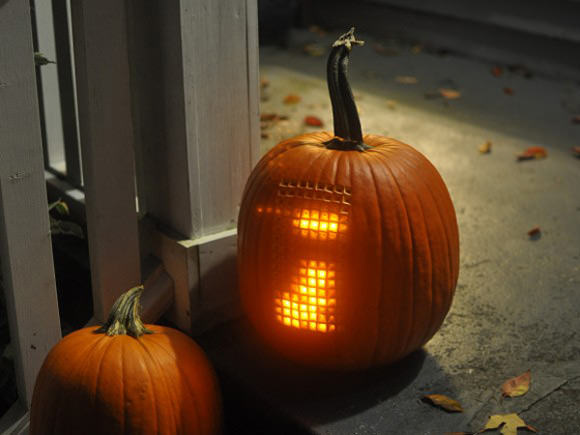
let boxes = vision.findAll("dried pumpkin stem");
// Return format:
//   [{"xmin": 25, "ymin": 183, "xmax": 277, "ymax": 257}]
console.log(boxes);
[
  {"xmin": 324, "ymin": 27, "xmax": 370, "ymax": 152},
  {"xmin": 94, "ymin": 285, "xmax": 153, "ymax": 338}
]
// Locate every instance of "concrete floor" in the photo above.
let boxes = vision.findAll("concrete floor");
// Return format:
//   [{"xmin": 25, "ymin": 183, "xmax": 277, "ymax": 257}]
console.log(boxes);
[{"xmin": 202, "ymin": 28, "xmax": 580, "ymax": 434}]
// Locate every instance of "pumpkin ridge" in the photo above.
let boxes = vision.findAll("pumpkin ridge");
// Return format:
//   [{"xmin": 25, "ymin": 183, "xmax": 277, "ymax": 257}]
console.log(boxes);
[
  {"xmin": 389, "ymin": 155, "xmax": 434, "ymax": 354},
  {"xmin": 131, "ymin": 337, "xmax": 160, "ymax": 433},
  {"xmin": 148, "ymin": 332, "xmax": 214, "ymax": 433},
  {"xmin": 39, "ymin": 334, "xmax": 99, "ymax": 433},
  {"xmin": 374, "ymin": 151, "xmax": 416, "ymax": 360},
  {"xmin": 413, "ymin": 163, "xmax": 457, "ymax": 341},
  {"xmin": 74, "ymin": 334, "xmax": 111, "ymax": 431},
  {"xmin": 365, "ymin": 154, "xmax": 403, "ymax": 364},
  {"xmin": 137, "ymin": 335, "xmax": 184, "ymax": 433},
  {"xmin": 364, "ymin": 155, "xmax": 387, "ymax": 365},
  {"xmin": 410, "ymin": 174, "xmax": 437, "ymax": 350},
  {"xmin": 63, "ymin": 332, "xmax": 110, "ymax": 433},
  {"xmin": 94, "ymin": 334, "xmax": 122, "ymax": 432}
]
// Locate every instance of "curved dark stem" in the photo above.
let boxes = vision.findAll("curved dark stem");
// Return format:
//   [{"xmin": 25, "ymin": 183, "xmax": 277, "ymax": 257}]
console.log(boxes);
[{"xmin": 324, "ymin": 28, "xmax": 370, "ymax": 152}]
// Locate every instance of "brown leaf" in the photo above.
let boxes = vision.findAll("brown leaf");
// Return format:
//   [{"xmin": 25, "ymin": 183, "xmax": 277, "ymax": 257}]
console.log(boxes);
[
  {"xmin": 304, "ymin": 116, "xmax": 323, "ymax": 127},
  {"xmin": 261, "ymin": 132, "xmax": 270, "ymax": 139},
  {"xmin": 503, "ymin": 87, "xmax": 515, "ymax": 95},
  {"xmin": 386, "ymin": 100, "xmax": 397, "ymax": 110},
  {"xmin": 572, "ymin": 146, "xmax": 580, "ymax": 158},
  {"xmin": 479, "ymin": 141, "xmax": 492, "ymax": 154},
  {"xmin": 516, "ymin": 146, "xmax": 547, "ymax": 161},
  {"xmin": 491, "ymin": 66, "xmax": 503, "ymax": 77},
  {"xmin": 260, "ymin": 78, "xmax": 269, "ymax": 89},
  {"xmin": 395, "ymin": 75, "xmax": 418, "ymax": 84},
  {"xmin": 527, "ymin": 226, "xmax": 541, "ymax": 238},
  {"xmin": 422, "ymin": 394, "xmax": 463, "ymax": 412},
  {"xmin": 480, "ymin": 413, "xmax": 536, "ymax": 435},
  {"xmin": 444, "ymin": 433, "xmax": 473, "ymax": 435},
  {"xmin": 501, "ymin": 370, "xmax": 531, "ymax": 397},
  {"xmin": 572, "ymin": 115, "xmax": 580, "ymax": 124},
  {"xmin": 439, "ymin": 88, "xmax": 461, "ymax": 99},
  {"xmin": 283, "ymin": 94, "xmax": 301, "ymax": 105}
]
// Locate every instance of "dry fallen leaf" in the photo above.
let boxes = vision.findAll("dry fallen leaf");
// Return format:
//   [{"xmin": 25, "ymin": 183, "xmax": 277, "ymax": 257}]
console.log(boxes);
[
  {"xmin": 283, "ymin": 94, "xmax": 301, "ymax": 105},
  {"xmin": 572, "ymin": 146, "xmax": 580, "ymax": 158},
  {"xmin": 421, "ymin": 394, "xmax": 463, "ymax": 412},
  {"xmin": 439, "ymin": 88, "xmax": 461, "ymax": 99},
  {"xmin": 395, "ymin": 75, "xmax": 418, "ymax": 84},
  {"xmin": 386, "ymin": 100, "xmax": 397, "ymax": 110},
  {"xmin": 444, "ymin": 433, "xmax": 473, "ymax": 435},
  {"xmin": 260, "ymin": 78, "xmax": 269, "ymax": 89},
  {"xmin": 304, "ymin": 116, "xmax": 323, "ymax": 127},
  {"xmin": 527, "ymin": 226, "xmax": 541, "ymax": 238},
  {"xmin": 260, "ymin": 132, "xmax": 270, "ymax": 139},
  {"xmin": 571, "ymin": 115, "xmax": 580, "ymax": 124},
  {"xmin": 479, "ymin": 141, "xmax": 492, "ymax": 154},
  {"xmin": 503, "ymin": 87, "xmax": 515, "ymax": 95},
  {"xmin": 481, "ymin": 413, "xmax": 536, "ymax": 435},
  {"xmin": 516, "ymin": 146, "xmax": 547, "ymax": 161},
  {"xmin": 491, "ymin": 66, "xmax": 503, "ymax": 77},
  {"xmin": 501, "ymin": 370, "xmax": 531, "ymax": 397}
]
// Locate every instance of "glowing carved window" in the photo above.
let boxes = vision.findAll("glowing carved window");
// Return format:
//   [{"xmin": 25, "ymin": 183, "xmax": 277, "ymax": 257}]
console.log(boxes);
[
  {"xmin": 275, "ymin": 260, "xmax": 336, "ymax": 332},
  {"xmin": 291, "ymin": 209, "xmax": 348, "ymax": 240}
]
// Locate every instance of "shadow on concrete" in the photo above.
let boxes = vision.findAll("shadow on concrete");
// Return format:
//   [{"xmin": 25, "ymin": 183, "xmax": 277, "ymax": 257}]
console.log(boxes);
[{"xmin": 200, "ymin": 318, "xmax": 437, "ymax": 433}]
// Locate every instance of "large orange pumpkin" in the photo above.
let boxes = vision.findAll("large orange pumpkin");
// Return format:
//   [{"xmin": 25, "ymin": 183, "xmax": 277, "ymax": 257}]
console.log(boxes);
[
  {"xmin": 238, "ymin": 28, "xmax": 459, "ymax": 370},
  {"xmin": 30, "ymin": 286, "xmax": 222, "ymax": 434}
]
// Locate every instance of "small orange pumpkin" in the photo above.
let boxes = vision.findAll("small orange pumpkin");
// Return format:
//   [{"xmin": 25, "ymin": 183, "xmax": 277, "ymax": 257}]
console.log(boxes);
[
  {"xmin": 30, "ymin": 286, "xmax": 222, "ymax": 434},
  {"xmin": 238, "ymin": 28, "xmax": 459, "ymax": 370}
]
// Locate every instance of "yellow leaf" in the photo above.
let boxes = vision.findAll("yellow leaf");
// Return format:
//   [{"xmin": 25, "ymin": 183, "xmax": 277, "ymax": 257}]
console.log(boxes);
[
  {"xmin": 501, "ymin": 370, "xmax": 531, "ymax": 398},
  {"xmin": 481, "ymin": 413, "xmax": 537, "ymax": 435},
  {"xmin": 439, "ymin": 88, "xmax": 461, "ymax": 99},
  {"xmin": 422, "ymin": 394, "xmax": 463, "ymax": 412},
  {"xmin": 479, "ymin": 141, "xmax": 492, "ymax": 154},
  {"xmin": 283, "ymin": 94, "xmax": 301, "ymax": 105}
]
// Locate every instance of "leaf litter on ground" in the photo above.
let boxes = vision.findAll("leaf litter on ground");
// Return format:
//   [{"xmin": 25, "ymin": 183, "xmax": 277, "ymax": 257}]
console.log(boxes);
[
  {"xmin": 501, "ymin": 370, "xmax": 531, "ymax": 398},
  {"xmin": 304, "ymin": 116, "xmax": 323, "ymax": 127},
  {"xmin": 516, "ymin": 146, "xmax": 547, "ymax": 161},
  {"xmin": 480, "ymin": 413, "xmax": 536, "ymax": 435},
  {"xmin": 421, "ymin": 394, "xmax": 463, "ymax": 412},
  {"xmin": 283, "ymin": 94, "xmax": 301, "ymax": 105},
  {"xmin": 479, "ymin": 141, "xmax": 492, "ymax": 154}
]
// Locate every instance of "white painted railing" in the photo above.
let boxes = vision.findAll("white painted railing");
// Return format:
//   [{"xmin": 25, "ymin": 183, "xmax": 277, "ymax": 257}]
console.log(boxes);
[{"xmin": 0, "ymin": 0, "xmax": 259, "ymax": 432}]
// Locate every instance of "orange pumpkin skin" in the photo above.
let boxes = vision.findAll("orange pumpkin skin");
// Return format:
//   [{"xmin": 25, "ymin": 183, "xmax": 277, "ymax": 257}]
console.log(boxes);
[
  {"xmin": 30, "ymin": 325, "xmax": 221, "ymax": 435},
  {"xmin": 238, "ymin": 132, "xmax": 459, "ymax": 370}
]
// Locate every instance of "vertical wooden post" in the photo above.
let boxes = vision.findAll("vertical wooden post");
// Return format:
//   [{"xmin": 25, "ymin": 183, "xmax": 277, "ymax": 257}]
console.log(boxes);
[
  {"xmin": 135, "ymin": 0, "xmax": 260, "ymax": 240},
  {"xmin": 0, "ymin": 0, "xmax": 62, "ymax": 407},
  {"xmin": 70, "ymin": 0, "xmax": 141, "ymax": 322},
  {"xmin": 130, "ymin": 0, "xmax": 260, "ymax": 332}
]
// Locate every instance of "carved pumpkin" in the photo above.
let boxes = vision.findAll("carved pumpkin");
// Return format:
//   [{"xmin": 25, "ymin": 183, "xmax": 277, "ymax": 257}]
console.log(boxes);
[
  {"xmin": 30, "ymin": 287, "xmax": 222, "ymax": 434},
  {"xmin": 238, "ymin": 28, "xmax": 459, "ymax": 370}
]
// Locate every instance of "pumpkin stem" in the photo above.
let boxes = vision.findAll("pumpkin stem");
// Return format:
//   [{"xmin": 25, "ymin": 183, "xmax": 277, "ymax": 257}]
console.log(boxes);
[
  {"xmin": 324, "ymin": 27, "xmax": 370, "ymax": 152},
  {"xmin": 94, "ymin": 285, "xmax": 153, "ymax": 338}
]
